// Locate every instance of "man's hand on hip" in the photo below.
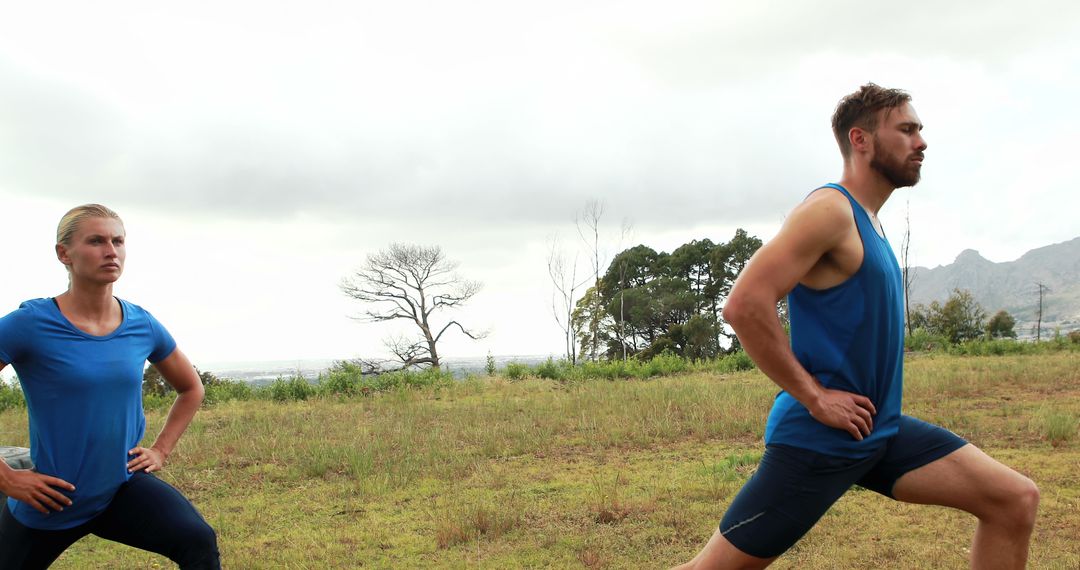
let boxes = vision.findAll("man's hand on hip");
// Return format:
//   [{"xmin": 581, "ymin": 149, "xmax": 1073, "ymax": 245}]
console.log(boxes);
[{"xmin": 808, "ymin": 388, "xmax": 877, "ymax": 440}]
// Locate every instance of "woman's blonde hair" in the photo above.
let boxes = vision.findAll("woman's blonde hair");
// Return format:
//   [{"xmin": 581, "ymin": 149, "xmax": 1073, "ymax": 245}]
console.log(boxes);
[{"xmin": 56, "ymin": 204, "xmax": 123, "ymax": 246}]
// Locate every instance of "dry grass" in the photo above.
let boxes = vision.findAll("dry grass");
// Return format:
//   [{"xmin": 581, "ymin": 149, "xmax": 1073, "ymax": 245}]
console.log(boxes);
[{"xmin": 0, "ymin": 351, "xmax": 1076, "ymax": 568}]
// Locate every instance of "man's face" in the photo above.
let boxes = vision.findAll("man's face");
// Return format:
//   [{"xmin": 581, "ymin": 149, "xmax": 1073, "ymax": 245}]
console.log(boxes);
[{"xmin": 869, "ymin": 102, "xmax": 927, "ymax": 189}]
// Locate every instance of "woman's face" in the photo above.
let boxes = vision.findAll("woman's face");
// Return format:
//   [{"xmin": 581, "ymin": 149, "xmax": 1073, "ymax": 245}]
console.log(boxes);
[{"xmin": 57, "ymin": 217, "xmax": 126, "ymax": 285}]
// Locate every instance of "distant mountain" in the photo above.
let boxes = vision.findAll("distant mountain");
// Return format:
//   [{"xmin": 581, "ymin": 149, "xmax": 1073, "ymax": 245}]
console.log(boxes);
[{"xmin": 908, "ymin": 237, "xmax": 1080, "ymax": 336}]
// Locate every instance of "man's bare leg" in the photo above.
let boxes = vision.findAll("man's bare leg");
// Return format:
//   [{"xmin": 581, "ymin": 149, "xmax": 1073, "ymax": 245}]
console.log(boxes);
[
  {"xmin": 892, "ymin": 444, "xmax": 1039, "ymax": 569},
  {"xmin": 670, "ymin": 528, "xmax": 776, "ymax": 570}
]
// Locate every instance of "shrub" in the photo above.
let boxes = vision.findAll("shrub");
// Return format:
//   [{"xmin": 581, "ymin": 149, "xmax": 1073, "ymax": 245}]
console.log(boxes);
[
  {"xmin": 986, "ymin": 310, "xmax": 1018, "ymax": 339},
  {"xmin": 705, "ymin": 351, "xmax": 755, "ymax": 374},
  {"xmin": 534, "ymin": 357, "xmax": 564, "ymax": 380},
  {"xmin": 948, "ymin": 338, "xmax": 1028, "ymax": 356},
  {"xmin": 906, "ymin": 328, "xmax": 949, "ymax": 352},
  {"xmin": 0, "ymin": 381, "xmax": 26, "ymax": 412},
  {"xmin": 204, "ymin": 378, "xmax": 253, "ymax": 404},
  {"xmin": 142, "ymin": 392, "xmax": 174, "ymax": 411},
  {"xmin": 505, "ymin": 362, "xmax": 529, "ymax": 381},
  {"xmin": 319, "ymin": 370, "xmax": 362, "ymax": 397},
  {"xmin": 643, "ymin": 352, "xmax": 687, "ymax": 377},
  {"xmin": 944, "ymin": 337, "xmax": 1079, "ymax": 357},
  {"xmin": 365, "ymin": 367, "xmax": 453, "ymax": 392},
  {"xmin": 264, "ymin": 376, "xmax": 316, "ymax": 402}
]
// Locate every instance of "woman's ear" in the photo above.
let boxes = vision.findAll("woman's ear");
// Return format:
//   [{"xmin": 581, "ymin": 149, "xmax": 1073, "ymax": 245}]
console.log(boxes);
[{"xmin": 55, "ymin": 243, "xmax": 71, "ymax": 266}]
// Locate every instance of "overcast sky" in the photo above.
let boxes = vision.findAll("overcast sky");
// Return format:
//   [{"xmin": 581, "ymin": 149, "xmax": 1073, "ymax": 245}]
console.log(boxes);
[{"xmin": 2, "ymin": 1, "xmax": 1078, "ymax": 372}]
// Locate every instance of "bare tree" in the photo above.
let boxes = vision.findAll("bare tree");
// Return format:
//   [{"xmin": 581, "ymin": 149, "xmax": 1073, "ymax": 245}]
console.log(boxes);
[
  {"xmin": 548, "ymin": 236, "xmax": 590, "ymax": 365},
  {"xmin": 615, "ymin": 219, "xmax": 634, "ymax": 361},
  {"xmin": 576, "ymin": 200, "xmax": 605, "ymax": 361},
  {"xmin": 340, "ymin": 243, "xmax": 484, "ymax": 370},
  {"xmin": 901, "ymin": 199, "xmax": 917, "ymax": 336}
]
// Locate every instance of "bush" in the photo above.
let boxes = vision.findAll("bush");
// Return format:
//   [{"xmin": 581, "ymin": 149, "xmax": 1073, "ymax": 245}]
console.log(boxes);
[
  {"xmin": 319, "ymin": 370, "xmax": 363, "ymax": 397},
  {"xmin": 264, "ymin": 376, "xmax": 317, "ymax": 402},
  {"xmin": 905, "ymin": 328, "xmax": 949, "ymax": 352},
  {"xmin": 534, "ymin": 358, "xmax": 565, "ymax": 380},
  {"xmin": 545, "ymin": 351, "xmax": 755, "ymax": 381},
  {"xmin": 0, "ymin": 381, "xmax": 26, "ymax": 412},
  {"xmin": 948, "ymin": 338, "xmax": 1030, "ymax": 356},
  {"xmin": 986, "ymin": 310, "xmax": 1018, "ymax": 339},
  {"xmin": 644, "ymin": 352, "xmax": 688, "ymax": 377},
  {"xmin": 374, "ymin": 367, "xmax": 454, "ymax": 391},
  {"xmin": 708, "ymin": 351, "xmax": 755, "ymax": 374},
  {"xmin": 505, "ymin": 362, "xmax": 529, "ymax": 381},
  {"xmin": 142, "ymin": 392, "xmax": 174, "ymax": 411},
  {"xmin": 204, "ymin": 378, "xmax": 253, "ymax": 405}
]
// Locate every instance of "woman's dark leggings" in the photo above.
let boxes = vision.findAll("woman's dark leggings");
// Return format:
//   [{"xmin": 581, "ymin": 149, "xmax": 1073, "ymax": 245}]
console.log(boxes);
[{"xmin": 0, "ymin": 471, "xmax": 219, "ymax": 569}]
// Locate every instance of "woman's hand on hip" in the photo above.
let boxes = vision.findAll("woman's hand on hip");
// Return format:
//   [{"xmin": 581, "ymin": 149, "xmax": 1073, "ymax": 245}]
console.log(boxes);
[
  {"xmin": 127, "ymin": 446, "xmax": 166, "ymax": 474},
  {"xmin": 1, "ymin": 470, "xmax": 75, "ymax": 513}
]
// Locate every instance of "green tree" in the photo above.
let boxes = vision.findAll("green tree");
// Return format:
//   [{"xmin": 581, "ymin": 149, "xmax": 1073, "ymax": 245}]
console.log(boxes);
[
  {"xmin": 600, "ymin": 245, "xmax": 664, "ymax": 354},
  {"xmin": 908, "ymin": 303, "xmax": 931, "ymax": 332},
  {"xmin": 571, "ymin": 284, "xmax": 615, "ymax": 361},
  {"xmin": 927, "ymin": 289, "xmax": 987, "ymax": 344},
  {"xmin": 986, "ymin": 310, "xmax": 1017, "ymax": 339},
  {"xmin": 666, "ymin": 314, "xmax": 721, "ymax": 360},
  {"xmin": 595, "ymin": 231, "xmax": 762, "ymax": 359},
  {"xmin": 708, "ymin": 229, "xmax": 762, "ymax": 351},
  {"xmin": 668, "ymin": 239, "xmax": 716, "ymax": 314},
  {"xmin": 143, "ymin": 366, "xmax": 223, "ymax": 396}
]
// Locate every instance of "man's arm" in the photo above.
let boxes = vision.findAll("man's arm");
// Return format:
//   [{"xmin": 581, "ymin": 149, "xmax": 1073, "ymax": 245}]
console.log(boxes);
[{"xmin": 723, "ymin": 191, "xmax": 876, "ymax": 440}]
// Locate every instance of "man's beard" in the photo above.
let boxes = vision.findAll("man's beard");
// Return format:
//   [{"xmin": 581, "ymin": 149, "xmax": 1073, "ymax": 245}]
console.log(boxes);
[{"xmin": 870, "ymin": 139, "xmax": 922, "ymax": 188}]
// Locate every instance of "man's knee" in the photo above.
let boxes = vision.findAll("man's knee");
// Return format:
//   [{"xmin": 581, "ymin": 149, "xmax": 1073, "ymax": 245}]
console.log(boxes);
[
  {"xmin": 983, "ymin": 474, "xmax": 1039, "ymax": 532},
  {"xmin": 1008, "ymin": 476, "xmax": 1040, "ymax": 530}
]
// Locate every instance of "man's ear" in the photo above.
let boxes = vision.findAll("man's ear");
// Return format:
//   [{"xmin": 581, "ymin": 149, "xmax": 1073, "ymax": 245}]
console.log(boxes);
[{"xmin": 848, "ymin": 127, "xmax": 872, "ymax": 155}]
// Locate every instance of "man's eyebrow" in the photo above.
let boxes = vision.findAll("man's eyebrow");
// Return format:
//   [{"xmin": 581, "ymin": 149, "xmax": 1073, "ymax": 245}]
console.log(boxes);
[{"xmin": 898, "ymin": 121, "xmax": 924, "ymax": 131}]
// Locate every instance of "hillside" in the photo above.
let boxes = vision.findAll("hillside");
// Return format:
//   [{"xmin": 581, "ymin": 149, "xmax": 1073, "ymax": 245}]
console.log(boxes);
[{"xmin": 908, "ymin": 237, "xmax": 1080, "ymax": 335}]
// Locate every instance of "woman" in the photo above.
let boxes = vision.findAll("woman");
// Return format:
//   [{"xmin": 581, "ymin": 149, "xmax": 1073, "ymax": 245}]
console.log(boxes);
[{"xmin": 0, "ymin": 204, "xmax": 219, "ymax": 569}]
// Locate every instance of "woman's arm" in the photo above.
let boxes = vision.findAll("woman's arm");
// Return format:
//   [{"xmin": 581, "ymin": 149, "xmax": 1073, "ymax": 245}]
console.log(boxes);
[{"xmin": 126, "ymin": 349, "xmax": 204, "ymax": 474}]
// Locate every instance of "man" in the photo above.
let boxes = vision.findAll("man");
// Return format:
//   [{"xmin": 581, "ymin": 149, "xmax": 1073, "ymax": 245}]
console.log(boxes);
[{"xmin": 673, "ymin": 84, "xmax": 1039, "ymax": 569}]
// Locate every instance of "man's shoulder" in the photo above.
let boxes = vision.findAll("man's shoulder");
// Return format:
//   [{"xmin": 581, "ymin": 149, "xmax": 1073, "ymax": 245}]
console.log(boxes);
[
  {"xmin": 783, "ymin": 187, "xmax": 855, "ymax": 239},
  {"xmin": 799, "ymin": 186, "xmax": 854, "ymax": 215}
]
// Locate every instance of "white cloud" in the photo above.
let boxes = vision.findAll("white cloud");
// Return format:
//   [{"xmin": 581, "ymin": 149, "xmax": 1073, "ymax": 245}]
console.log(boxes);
[{"xmin": 1, "ymin": 1, "xmax": 1078, "ymax": 369}]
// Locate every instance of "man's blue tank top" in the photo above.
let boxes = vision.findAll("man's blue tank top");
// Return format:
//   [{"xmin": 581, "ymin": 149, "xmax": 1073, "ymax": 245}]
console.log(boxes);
[{"xmin": 764, "ymin": 183, "xmax": 905, "ymax": 458}]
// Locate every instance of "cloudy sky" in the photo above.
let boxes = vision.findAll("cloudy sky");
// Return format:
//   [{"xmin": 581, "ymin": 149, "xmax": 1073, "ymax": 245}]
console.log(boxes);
[{"xmin": 2, "ymin": 1, "xmax": 1078, "ymax": 371}]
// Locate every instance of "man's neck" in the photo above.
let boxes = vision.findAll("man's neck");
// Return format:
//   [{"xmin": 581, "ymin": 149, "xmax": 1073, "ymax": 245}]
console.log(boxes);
[{"xmin": 838, "ymin": 163, "xmax": 895, "ymax": 216}]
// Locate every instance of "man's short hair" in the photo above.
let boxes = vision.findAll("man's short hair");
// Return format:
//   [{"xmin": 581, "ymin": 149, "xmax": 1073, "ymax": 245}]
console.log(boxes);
[{"xmin": 831, "ymin": 83, "xmax": 911, "ymax": 159}]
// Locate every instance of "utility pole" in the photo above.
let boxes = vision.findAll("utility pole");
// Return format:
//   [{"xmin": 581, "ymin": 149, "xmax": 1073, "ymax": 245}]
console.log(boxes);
[{"xmin": 1034, "ymin": 282, "xmax": 1049, "ymax": 342}]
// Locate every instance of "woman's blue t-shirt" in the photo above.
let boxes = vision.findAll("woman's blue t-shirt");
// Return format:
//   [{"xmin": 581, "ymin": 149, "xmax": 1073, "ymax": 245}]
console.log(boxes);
[{"xmin": 0, "ymin": 297, "xmax": 176, "ymax": 530}]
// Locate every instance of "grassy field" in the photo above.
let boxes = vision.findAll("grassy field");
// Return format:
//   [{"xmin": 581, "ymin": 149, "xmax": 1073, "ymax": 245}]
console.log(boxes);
[{"xmin": 1, "ymin": 352, "xmax": 1078, "ymax": 568}]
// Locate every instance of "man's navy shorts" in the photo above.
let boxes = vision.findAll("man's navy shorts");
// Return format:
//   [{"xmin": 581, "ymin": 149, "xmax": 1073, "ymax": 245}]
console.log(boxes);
[{"xmin": 719, "ymin": 415, "xmax": 967, "ymax": 559}]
